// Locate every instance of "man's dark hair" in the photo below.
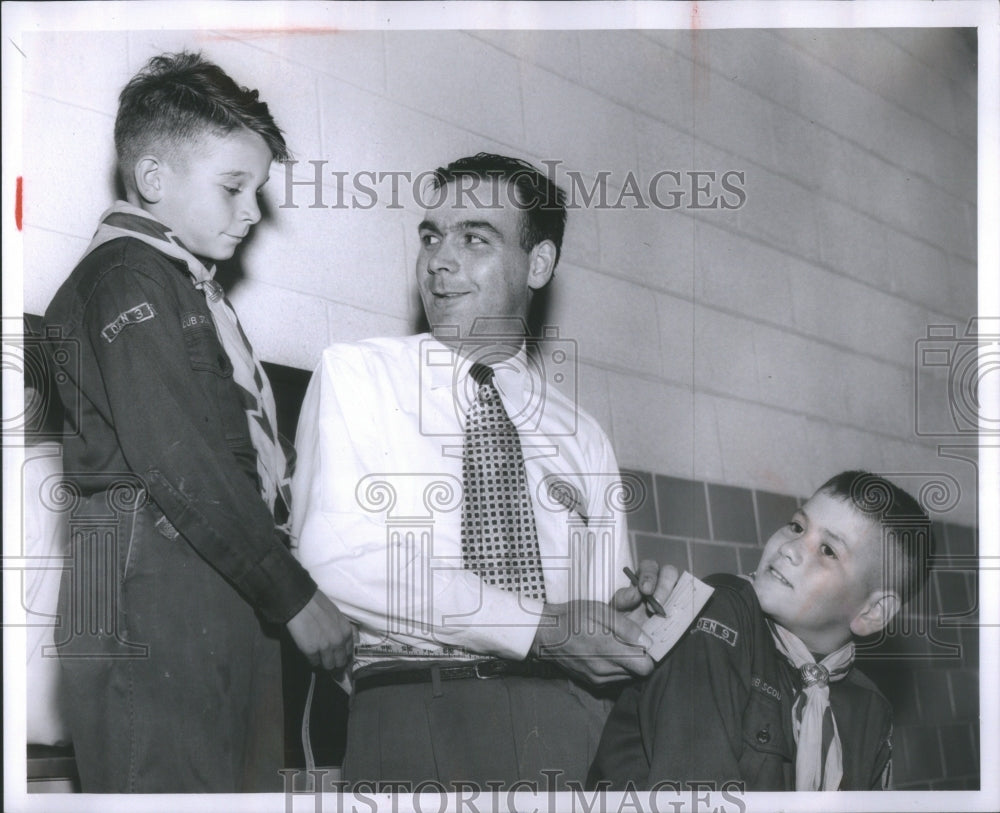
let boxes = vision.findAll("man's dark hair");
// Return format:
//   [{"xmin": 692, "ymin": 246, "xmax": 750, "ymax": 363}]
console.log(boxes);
[
  {"xmin": 114, "ymin": 51, "xmax": 289, "ymax": 190},
  {"xmin": 429, "ymin": 153, "xmax": 568, "ymax": 269},
  {"xmin": 818, "ymin": 470, "xmax": 934, "ymax": 606}
]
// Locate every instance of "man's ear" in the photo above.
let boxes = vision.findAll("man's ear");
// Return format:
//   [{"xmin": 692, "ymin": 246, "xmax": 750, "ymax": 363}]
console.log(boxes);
[
  {"xmin": 527, "ymin": 240, "xmax": 557, "ymax": 291},
  {"xmin": 133, "ymin": 155, "xmax": 165, "ymax": 204},
  {"xmin": 850, "ymin": 590, "xmax": 900, "ymax": 637}
]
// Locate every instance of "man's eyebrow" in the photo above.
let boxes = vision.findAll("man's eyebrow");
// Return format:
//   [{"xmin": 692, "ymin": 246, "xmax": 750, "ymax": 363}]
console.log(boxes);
[
  {"xmin": 418, "ymin": 219, "xmax": 505, "ymax": 239},
  {"xmin": 455, "ymin": 220, "xmax": 504, "ymax": 238}
]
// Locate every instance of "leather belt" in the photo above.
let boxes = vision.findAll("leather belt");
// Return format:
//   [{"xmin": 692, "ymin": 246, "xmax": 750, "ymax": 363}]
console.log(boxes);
[{"xmin": 353, "ymin": 658, "xmax": 565, "ymax": 693}]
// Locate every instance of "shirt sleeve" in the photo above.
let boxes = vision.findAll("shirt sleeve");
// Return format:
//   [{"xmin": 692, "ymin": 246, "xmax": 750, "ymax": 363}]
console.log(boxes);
[
  {"xmin": 291, "ymin": 345, "xmax": 543, "ymax": 660},
  {"xmin": 79, "ymin": 263, "xmax": 316, "ymax": 625},
  {"xmin": 590, "ymin": 432, "xmax": 633, "ymax": 598},
  {"xmin": 588, "ymin": 587, "xmax": 750, "ymax": 790},
  {"xmin": 629, "ymin": 583, "xmax": 755, "ymax": 787}
]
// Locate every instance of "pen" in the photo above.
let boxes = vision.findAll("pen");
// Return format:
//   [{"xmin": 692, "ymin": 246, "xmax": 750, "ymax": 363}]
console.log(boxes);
[{"xmin": 624, "ymin": 566, "xmax": 667, "ymax": 617}]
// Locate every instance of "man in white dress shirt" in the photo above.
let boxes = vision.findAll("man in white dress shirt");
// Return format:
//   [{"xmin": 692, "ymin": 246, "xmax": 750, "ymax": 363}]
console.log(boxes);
[{"xmin": 291, "ymin": 153, "xmax": 675, "ymax": 791}]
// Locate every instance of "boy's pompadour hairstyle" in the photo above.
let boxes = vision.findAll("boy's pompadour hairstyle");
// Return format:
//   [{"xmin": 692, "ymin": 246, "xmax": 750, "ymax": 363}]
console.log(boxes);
[
  {"xmin": 819, "ymin": 470, "xmax": 934, "ymax": 606},
  {"xmin": 428, "ymin": 153, "xmax": 568, "ymax": 269},
  {"xmin": 115, "ymin": 52, "xmax": 289, "ymax": 188}
]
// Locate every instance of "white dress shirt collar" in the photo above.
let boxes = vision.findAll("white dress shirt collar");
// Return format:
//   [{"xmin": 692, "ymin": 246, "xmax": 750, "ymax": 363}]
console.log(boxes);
[{"xmin": 424, "ymin": 335, "xmax": 534, "ymax": 421}]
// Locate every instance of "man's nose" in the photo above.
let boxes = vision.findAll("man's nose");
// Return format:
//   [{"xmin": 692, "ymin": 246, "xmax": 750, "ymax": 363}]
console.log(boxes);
[{"xmin": 426, "ymin": 236, "xmax": 458, "ymax": 274}]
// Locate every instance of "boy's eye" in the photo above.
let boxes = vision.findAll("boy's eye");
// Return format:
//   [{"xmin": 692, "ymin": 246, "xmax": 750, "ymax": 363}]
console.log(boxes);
[
  {"xmin": 465, "ymin": 233, "xmax": 487, "ymax": 245},
  {"xmin": 788, "ymin": 520, "xmax": 804, "ymax": 534},
  {"xmin": 420, "ymin": 233, "xmax": 440, "ymax": 248},
  {"xmin": 224, "ymin": 186, "xmax": 242, "ymax": 196},
  {"xmin": 820, "ymin": 543, "xmax": 837, "ymax": 558}
]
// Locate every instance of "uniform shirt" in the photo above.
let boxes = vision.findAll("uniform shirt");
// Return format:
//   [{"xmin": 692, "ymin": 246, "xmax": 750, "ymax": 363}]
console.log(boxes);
[
  {"xmin": 291, "ymin": 334, "xmax": 632, "ymax": 666},
  {"xmin": 44, "ymin": 237, "xmax": 316, "ymax": 624},
  {"xmin": 588, "ymin": 574, "xmax": 893, "ymax": 791}
]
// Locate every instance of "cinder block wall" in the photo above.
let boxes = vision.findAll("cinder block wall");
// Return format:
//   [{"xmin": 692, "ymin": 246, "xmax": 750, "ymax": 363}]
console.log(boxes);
[{"xmin": 18, "ymin": 27, "xmax": 979, "ymax": 788}]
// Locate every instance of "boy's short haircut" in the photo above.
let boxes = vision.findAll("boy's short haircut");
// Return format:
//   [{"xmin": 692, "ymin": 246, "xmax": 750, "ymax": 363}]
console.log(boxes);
[
  {"xmin": 114, "ymin": 51, "xmax": 289, "ymax": 190},
  {"xmin": 428, "ymin": 152, "xmax": 568, "ymax": 269},
  {"xmin": 818, "ymin": 470, "xmax": 934, "ymax": 606}
]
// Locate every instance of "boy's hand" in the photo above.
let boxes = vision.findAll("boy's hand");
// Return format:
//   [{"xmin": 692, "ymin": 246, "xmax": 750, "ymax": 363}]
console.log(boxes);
[
  {"xmin": 529, "ymin": 601, "xmax": 655, "ymax": 685},
  {"xmin": 612, "ymin": 560, "xmax": 679, "ymax": 615},
  {"xmin": 286, "ymin": 590, "xmax": 355, "ymax": 670}
]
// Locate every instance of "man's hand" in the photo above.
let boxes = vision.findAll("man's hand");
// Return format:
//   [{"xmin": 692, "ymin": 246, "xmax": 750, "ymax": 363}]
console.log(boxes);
[
  {"xmin": 612, "ymin": 559, "xmax": 679, "ymax": 615},
  {"xmin": 286, "ymin": 590, "xmax": 355, "ymax": 670},
  {"xmin": 528, "ymin": 561, "xmax": 681, "ymax": 685},
  {"xmin": 530, "ymin": 600, "xmax": 654, "ymax": 685}
]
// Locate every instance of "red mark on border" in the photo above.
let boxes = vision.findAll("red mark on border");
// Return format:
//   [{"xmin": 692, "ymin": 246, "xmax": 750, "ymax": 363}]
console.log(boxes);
[{"xmin": 16, "ymin": 177, "xmax": 23, "ymax": 231}]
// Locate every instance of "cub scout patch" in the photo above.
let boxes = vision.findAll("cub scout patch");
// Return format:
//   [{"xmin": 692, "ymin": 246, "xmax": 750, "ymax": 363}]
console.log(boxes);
[
  {"xmin": 695, "ymin": 616, "xmax": 738, "ymax": 647},
  {"xmin": 181, "ymin": 312, "xmax": 212, "ymax": 329},
  {"xmin": 102, "ymin": 302, "xmax": 155, "ymax": 343},
  {"xmin": 751, "ymin": 675, "xmax": 781, "ymax": 701}
]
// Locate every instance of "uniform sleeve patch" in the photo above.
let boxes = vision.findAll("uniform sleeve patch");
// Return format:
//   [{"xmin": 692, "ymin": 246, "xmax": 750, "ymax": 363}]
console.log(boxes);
[
  {"xmin": 101, "ymin": 302, "xmax": 156, "ymax": 343},
  {"xmin": 751, "ymin": 675, "xmax": 781, "ymax": 701},
  {"xmin": 181, "ymin": 312, "xmax": 212, "ymax": 329},
  {"xmin": 694, "ymin": 616, "xmax": 739, "ymax": 647}
]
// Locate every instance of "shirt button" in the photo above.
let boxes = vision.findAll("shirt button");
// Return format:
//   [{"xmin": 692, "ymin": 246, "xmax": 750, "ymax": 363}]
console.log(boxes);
[{"xmin": 756, "ymin": 727, "xmax": 771, "ymax": 744}]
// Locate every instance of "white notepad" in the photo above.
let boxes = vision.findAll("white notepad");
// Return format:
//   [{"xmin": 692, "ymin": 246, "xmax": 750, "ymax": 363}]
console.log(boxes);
[{"xmin": 629, "ymin": 571, "xmax": 715, "ymax": 662}]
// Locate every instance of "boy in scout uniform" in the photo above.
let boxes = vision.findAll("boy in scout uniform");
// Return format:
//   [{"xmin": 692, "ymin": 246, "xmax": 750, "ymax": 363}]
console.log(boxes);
[{"xmin": 589, "ymin": 470, "xmax": 933, "ymax": 791}]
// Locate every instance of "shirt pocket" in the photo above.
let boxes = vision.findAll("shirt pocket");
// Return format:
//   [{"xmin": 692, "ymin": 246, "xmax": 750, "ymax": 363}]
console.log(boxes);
[
  {"xmin": 739, "ymin": 690, "xmax": 794, "ymax": 790},
  {"xmin": 181, "ymin": 312, "xmax": 233, "ymax": 378}
]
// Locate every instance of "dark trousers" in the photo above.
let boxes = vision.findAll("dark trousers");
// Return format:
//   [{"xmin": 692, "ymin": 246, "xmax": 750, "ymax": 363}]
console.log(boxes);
[
  {"xmin": 55, "ymin": 495, "xmax": 284, "ymax": 792},
  {"xmin": 342, "ymin": 674, "xmax": 613, "ymax": 791}
]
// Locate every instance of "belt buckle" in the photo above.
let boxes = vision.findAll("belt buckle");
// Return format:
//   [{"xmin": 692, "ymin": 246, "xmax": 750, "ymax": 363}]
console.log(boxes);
[{"xmin": 474, "ymin": 660, "xmax": 500, "ymax": 680}]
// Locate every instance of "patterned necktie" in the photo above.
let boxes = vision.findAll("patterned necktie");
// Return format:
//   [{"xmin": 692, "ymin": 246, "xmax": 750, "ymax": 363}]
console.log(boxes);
[
  {"xmin": 768, "ymin": 620, "xmax": 855, "ymax": 790},
  {"xmin": 81, "ymin": 202, "xmax": 292, "ymax": 522},
  {"xmin": 460, "ymin": 362, "xmax": 546, "ymax": 601}
]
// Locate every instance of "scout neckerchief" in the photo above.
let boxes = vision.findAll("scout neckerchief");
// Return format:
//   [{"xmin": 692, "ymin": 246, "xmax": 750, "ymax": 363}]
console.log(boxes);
[
  {"xmin": 768, "ymin": 619, "xmax": 855, "ymax": 791},
  {"xmin": 82, "ymin": 201, "xmax": 291, "ymax": 522}
]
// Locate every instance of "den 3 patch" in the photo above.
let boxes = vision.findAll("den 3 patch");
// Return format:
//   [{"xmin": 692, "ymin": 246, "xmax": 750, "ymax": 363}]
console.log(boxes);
[{"xmin": 102, "ymin": 302, "xmax": 156, "ymax": 343}]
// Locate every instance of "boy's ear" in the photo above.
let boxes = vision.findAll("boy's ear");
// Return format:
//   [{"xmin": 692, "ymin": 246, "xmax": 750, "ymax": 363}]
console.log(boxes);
[
  {"xmin": 134, "ymin": 155, "xmax": 165, "ymax": 204},
  {"xmin": 850, "ymin": 590, "xmax": 900, "ymax": 637}
]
